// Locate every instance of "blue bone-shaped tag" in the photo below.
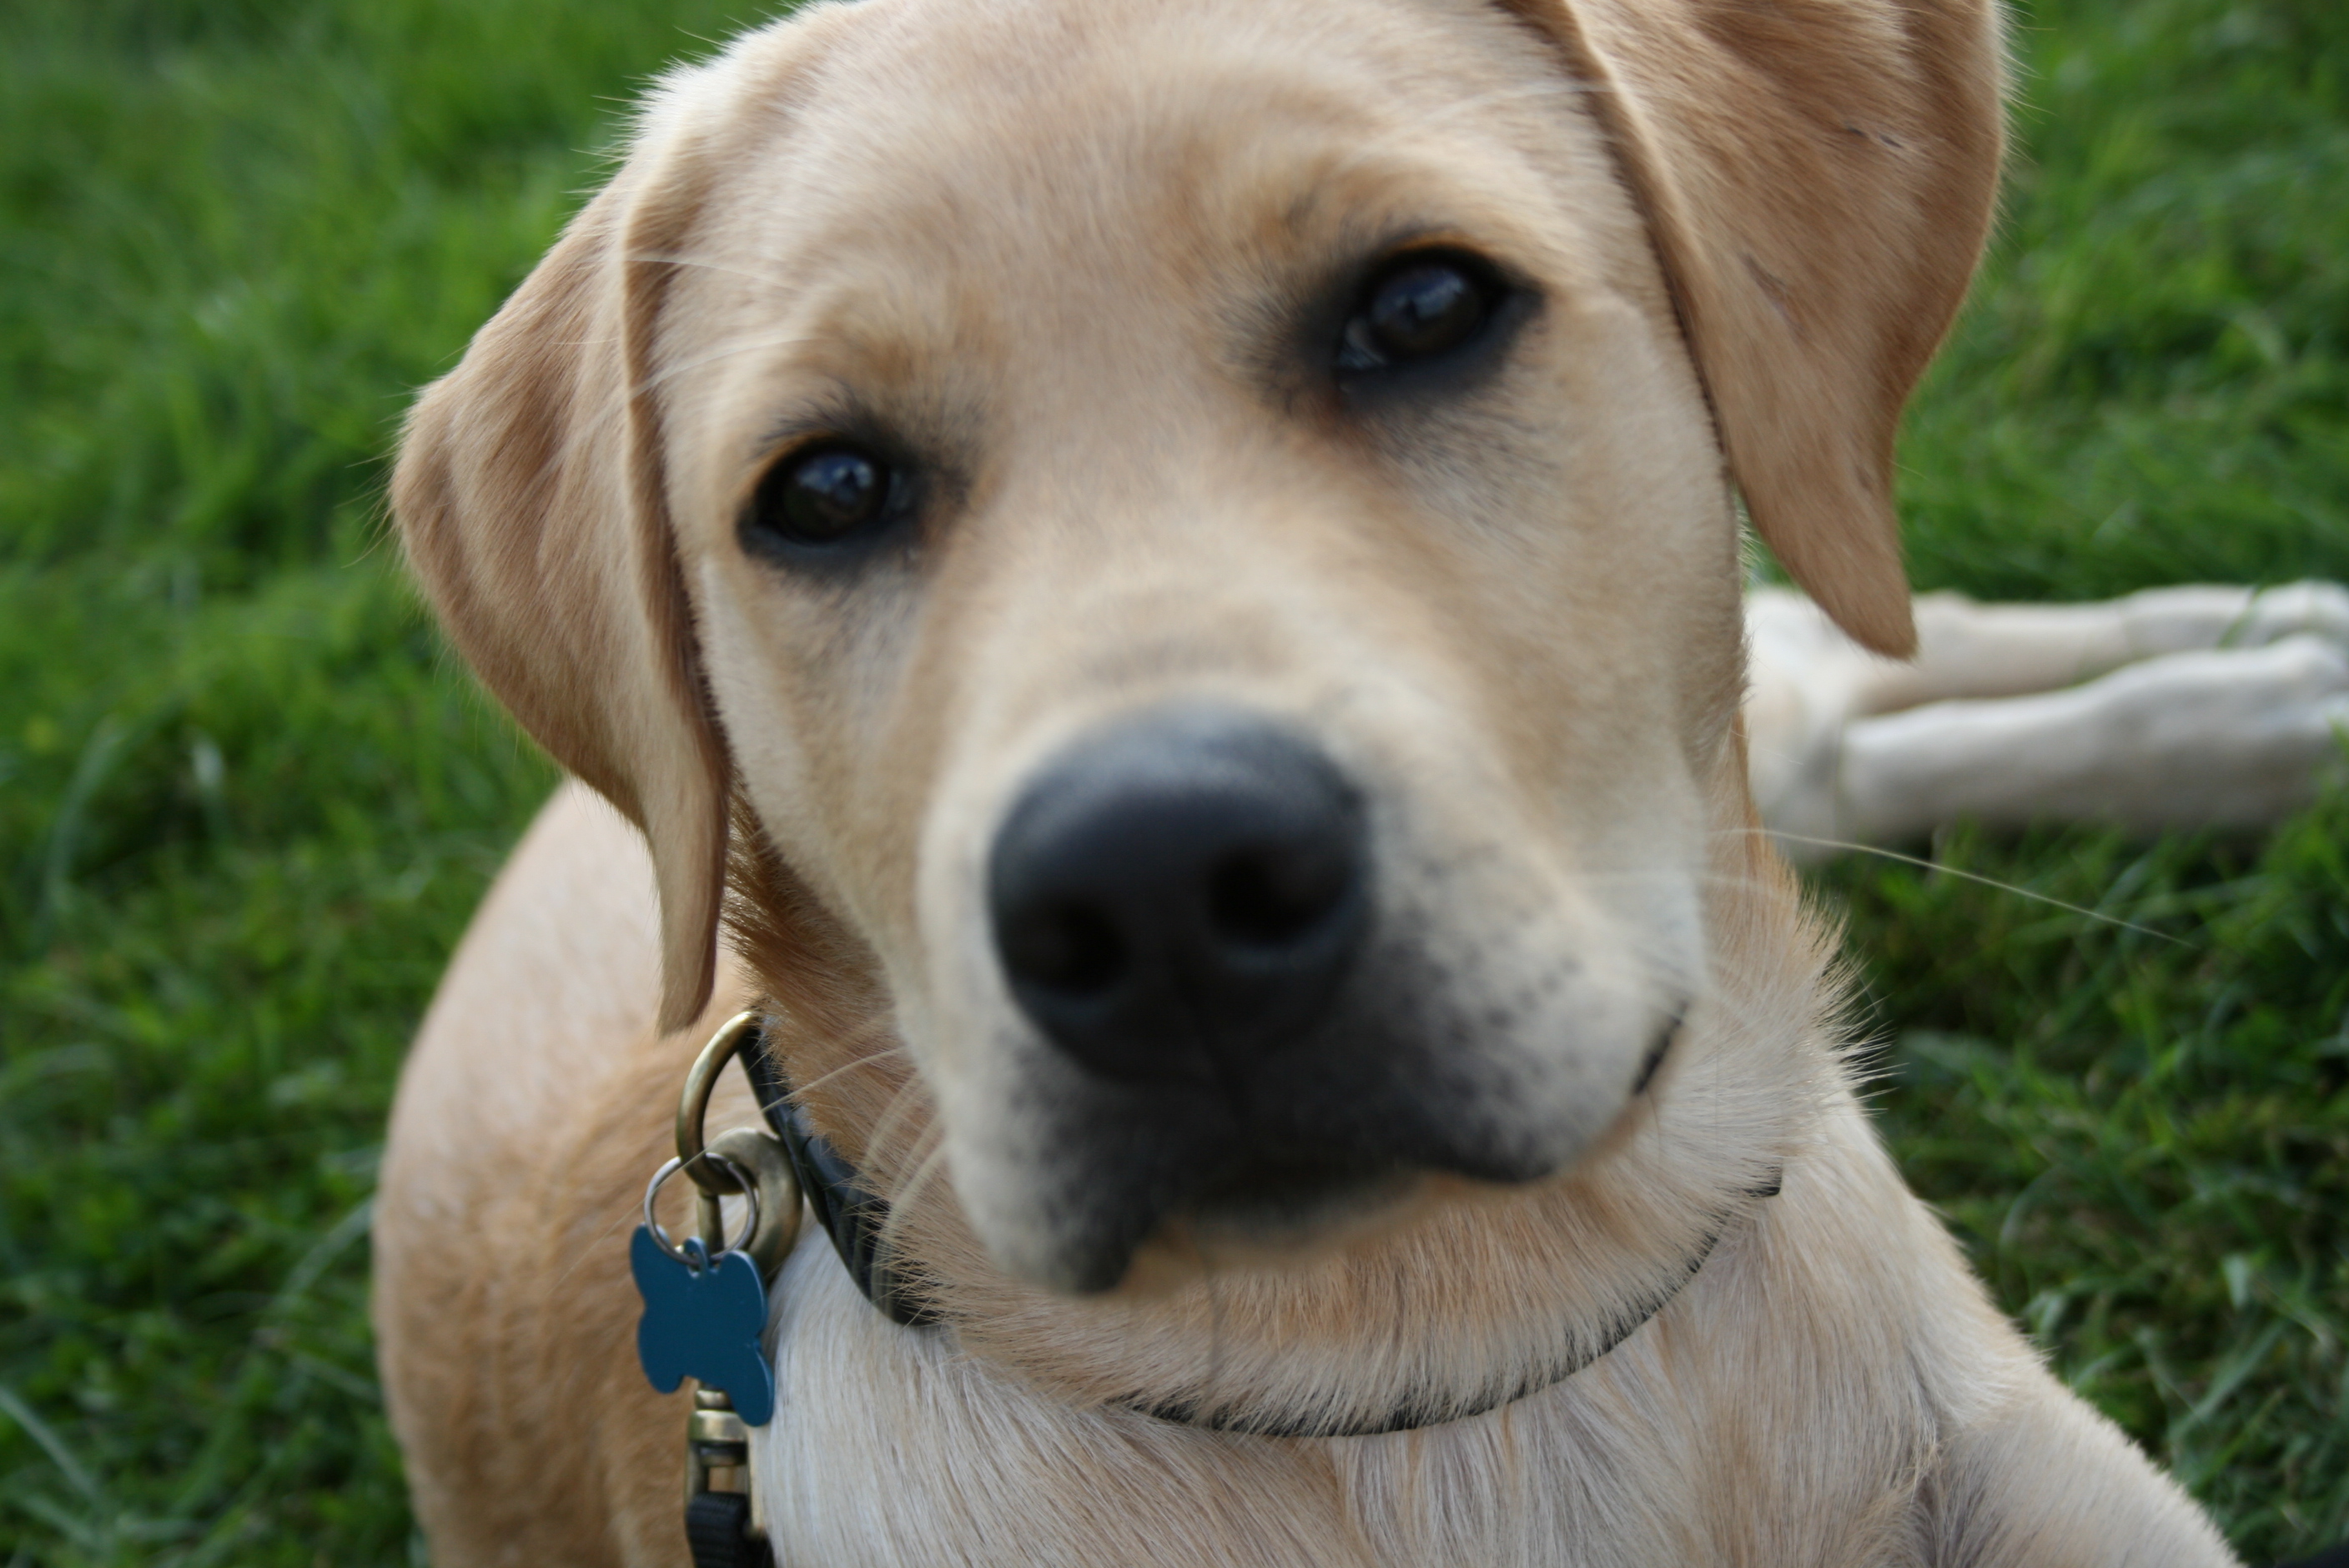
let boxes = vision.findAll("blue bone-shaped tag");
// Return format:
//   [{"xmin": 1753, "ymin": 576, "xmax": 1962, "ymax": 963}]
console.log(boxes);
[{"xmin": 631, "ymin": 1227, "xmax": 776, "ymax": 1426}]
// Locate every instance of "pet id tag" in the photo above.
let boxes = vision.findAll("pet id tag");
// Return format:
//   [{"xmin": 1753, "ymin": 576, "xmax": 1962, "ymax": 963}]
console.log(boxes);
[
  {"xmin": 631, "ymin": 1223, "xmax": 777, "ymax": 1427},
  {"xmin": 634, "ymin": 1013, "xmax": 806, "ymax": 1432}
]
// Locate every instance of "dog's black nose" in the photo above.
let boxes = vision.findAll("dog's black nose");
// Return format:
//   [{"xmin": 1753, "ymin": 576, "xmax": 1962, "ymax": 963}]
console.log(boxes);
[{"xmin": 988, "ymin": 706, "xmax": 1371, "ymax": 1085}]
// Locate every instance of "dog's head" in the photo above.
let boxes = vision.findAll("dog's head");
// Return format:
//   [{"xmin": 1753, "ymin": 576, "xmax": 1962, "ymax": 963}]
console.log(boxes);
[{"xmin": 395, "ymin": 0, "xmax": 1999, "ymax": 1429}]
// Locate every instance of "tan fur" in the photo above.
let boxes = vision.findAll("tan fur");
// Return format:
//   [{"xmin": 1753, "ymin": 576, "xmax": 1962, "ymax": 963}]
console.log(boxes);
[
  {"xmin": 1498, "ymin": 0, "xmax": 2004, "ymax": 658},
  {"xmin": 376, "ymin": 0, "xmax": 2236, "ymax": 1560}
]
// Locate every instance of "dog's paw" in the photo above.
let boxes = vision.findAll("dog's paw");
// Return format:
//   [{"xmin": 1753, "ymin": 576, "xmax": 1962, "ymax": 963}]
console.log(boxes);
[
  {"xmin": 2025, "ymin": 634, "xmax": 2349, "ymax": 832},
  {"xmin": 2113, "ymin": 580, "xmax": 2349, "ymax": 661},
  {"xmin": 2233, "ymin": 580, "xmax": 2349, "ymax": 650}
]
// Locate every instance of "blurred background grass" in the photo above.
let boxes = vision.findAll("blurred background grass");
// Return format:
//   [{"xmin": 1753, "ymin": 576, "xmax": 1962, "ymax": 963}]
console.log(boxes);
[{"xmin": 0, "ymin": 0, "xmax": 2342, "ymax": 1561}]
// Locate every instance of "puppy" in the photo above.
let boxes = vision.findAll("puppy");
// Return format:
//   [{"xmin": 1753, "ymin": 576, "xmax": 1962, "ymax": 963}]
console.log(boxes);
[{"xmin": 375, "ymin": 0, "xmax": 2242, "ymax": 1560}]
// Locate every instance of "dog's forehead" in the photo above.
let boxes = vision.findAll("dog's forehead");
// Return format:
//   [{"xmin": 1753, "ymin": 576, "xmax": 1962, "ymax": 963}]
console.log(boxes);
[
  {"xmin": 690, "ymin": 0, "xmax": 1594, "ymax": 299},
  {"xmin": 792, "ymin": 0, "xmax": 1547, "ymax": 162}
]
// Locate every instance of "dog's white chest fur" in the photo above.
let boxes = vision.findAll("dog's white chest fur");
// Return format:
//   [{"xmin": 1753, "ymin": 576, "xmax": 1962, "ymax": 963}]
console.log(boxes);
[
  {"xmin": 756, "ymin": 1229, "xmax": 1722, "ymax": 1566},
  {"xmin": 750, "ymin": 1102, "xmax": 2215, "ymax": 1568}
]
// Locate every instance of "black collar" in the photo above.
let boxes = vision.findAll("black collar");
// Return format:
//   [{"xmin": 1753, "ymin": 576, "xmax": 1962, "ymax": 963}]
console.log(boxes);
[
  {"xmin": 742, "ymin": 1023, "xmax": 1774, "ymax": 1432},
  {"xmin": 745, "ymin": 1026, "xmax": 938, "ymax": 1326}
]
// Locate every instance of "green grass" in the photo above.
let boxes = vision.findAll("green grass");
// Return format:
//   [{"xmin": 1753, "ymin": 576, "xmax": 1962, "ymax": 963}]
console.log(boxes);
[{"xmin": 0, "ymin": 0, "xmax": 2342, "ymax": 1561}]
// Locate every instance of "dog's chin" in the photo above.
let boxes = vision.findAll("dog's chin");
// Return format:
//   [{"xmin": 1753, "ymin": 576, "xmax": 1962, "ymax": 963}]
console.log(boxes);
[
  {"xmin": 961, "ymin": 992, "xmax": 1670, "ymax": 1297},
  {"xmin": 1039, "ymin": 1114, "xmax": 1599, "ymax": 1299},
  {"xmin": 1008, "ymin": 1057, "xmax": 1675, "ymax": 1298},
  {"xmin": 1106, "ymin": 1159, "xmax": 1433, "ymax": 1299}
]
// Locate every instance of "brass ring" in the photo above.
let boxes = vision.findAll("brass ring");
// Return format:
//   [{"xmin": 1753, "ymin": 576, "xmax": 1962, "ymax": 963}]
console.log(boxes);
[{"xmin": 676, "ymin": 1011, "xmax": 764, "ymax": 1196}]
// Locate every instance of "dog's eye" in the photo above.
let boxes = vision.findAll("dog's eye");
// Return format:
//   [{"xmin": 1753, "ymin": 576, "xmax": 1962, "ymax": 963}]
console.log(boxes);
[
  {"xmin": 746, "ymin": 444, "xmax": 902, "ymax": 550},
  {"xmin": 1336, "ymin": 252, "xmax": 1503, "ymax": 374}
]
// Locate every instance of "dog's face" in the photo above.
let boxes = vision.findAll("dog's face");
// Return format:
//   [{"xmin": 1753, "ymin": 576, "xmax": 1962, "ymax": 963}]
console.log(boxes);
[
  {"xmin": 664, "ymin": 0, "xmax": 1739, "ymax": 1293},
  {"xmin": 397, "ymin": 0, "xmax": 2000, "ymax": 1416}
]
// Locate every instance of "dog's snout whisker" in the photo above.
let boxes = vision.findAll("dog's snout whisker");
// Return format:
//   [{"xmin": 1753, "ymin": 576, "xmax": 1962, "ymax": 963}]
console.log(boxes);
[{"xmin": 988, "ymin": 704, "xmax": 1370, "ymax": 1088}]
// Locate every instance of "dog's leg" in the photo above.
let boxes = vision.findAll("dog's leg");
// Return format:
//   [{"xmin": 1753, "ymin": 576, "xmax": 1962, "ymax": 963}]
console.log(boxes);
[
  {"xmin": 1833, "ymin": 637, "xmax": 2349, "ymax": 846},
  {"xmin": 375, "ymin": 781, "xmax": 753, "ymax": 1568},
  {"xmin": 1926, "ymin": 1380, "xmax": 2241, "ymax": 1566},
  {"xmin": 1747, "ymin": 584, "xmax": 2349, "ymax": 851},
  {"xmin": 1864, "ymin": 583, "xmax": 2349, "ymax": 715}
]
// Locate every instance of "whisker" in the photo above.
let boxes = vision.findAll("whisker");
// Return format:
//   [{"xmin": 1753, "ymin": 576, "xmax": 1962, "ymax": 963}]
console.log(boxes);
[
  {"xmin": 898, "ymin": 1131, "xmax": 951, "ymax": 1214},
  {"xmin": 863, "ymin": 1071, "xmax": 938, "ymax": 1187},
  {"xmin": 876, "ymin": 1126, "xmax": 952, "ymax": 1265},
  {"xmin": 555, "ymin": 1204, "xmax": 648, "ymax": 1291},
  {"xmin": 787, "ymin": 1037, "xmax": 910, "ymax": 1100},
  {"xmin": 1748, "ymin": 830, "xmax": 2189, "ymax": 945}
]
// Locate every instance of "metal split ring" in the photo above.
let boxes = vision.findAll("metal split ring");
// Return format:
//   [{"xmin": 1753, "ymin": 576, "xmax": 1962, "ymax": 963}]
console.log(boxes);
[{"xmin": 641, "ymin": 1150, "xmax": 764, "ymax": 1266}]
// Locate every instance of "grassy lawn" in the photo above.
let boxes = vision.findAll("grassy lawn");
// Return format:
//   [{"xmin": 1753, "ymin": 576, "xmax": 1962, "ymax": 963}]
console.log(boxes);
[{"xmin": 1, "ymin": 0, "xmax": 2342, "ymax": 1561}]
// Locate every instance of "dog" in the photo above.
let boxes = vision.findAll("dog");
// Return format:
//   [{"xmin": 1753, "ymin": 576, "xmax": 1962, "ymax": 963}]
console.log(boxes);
[{"xmin": 374, "ymin": 0, "xmax": 2246, "ymax": 1560}]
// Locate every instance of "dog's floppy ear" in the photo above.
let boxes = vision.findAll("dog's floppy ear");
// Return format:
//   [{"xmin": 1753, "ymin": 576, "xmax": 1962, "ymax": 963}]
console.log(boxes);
[
  {"xmin": 1505, "ymin": 0, "xmax": 2004, "ymax": 656},
  {"xmin": 393, "ymin": 133, "xmax": 729, "ymax": 1033}
]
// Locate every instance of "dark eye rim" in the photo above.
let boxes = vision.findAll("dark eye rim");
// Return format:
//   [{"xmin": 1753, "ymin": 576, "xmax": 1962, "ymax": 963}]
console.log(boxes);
[
  {"xmin": 1325, "ymin": 244, "xmax": 1531, "ymax": 391},
  {"xmin": 737, "ymin": 433, "xmax": 924, "ymax": 564}
]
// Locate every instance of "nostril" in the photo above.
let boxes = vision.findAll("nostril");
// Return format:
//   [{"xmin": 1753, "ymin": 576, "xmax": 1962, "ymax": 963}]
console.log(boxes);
[
  {"xmin": 1000, "ymin": 899, "xmax": 1127, "ymax": 998},
  {"xmin": 987, "ymin": 704, "xmax": 1371, "ymax": 1083},
  {"xmin": 1207, "ymin": 840, "xmax": 1351, "ymax": 950}
]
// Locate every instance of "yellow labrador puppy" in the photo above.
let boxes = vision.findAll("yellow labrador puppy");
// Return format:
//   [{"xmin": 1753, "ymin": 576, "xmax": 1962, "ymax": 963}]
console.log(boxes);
[{"xmin": 375, "ymin": 0, "xmax": 2241, "ymax": 1561}]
